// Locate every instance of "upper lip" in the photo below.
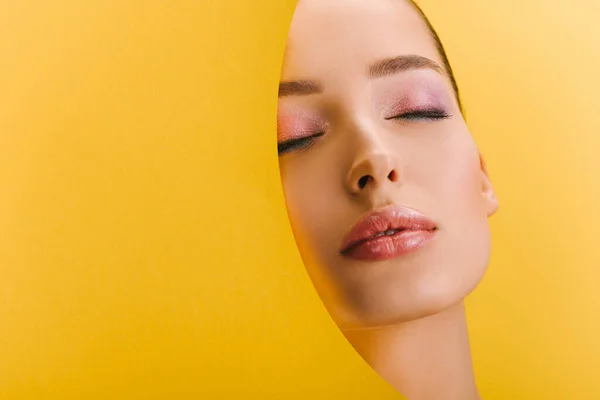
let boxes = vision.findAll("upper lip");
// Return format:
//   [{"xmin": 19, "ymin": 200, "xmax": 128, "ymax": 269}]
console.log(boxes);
[{"xmin": 339, "ymin": 204, "xmax": 438, "ymax": 254}]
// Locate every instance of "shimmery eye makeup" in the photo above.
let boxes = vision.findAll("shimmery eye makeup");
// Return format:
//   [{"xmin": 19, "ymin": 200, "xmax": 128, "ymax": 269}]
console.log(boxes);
[
  {"xmin": 380, "ymin": 85, "xmax": 453, "ymax": 124},
  {"xmin": 375, "ymin": 71, "xmax": 456, "ymax": 122},
  {"xmin": 278, "ymin": 132, "xmax": 325, "ymax": 154},
  {"xmin": 277, "ymin": 107, "xmax": 328, "ymax": 155}
]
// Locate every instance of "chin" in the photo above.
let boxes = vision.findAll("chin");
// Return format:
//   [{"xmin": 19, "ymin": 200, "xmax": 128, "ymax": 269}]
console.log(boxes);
[
  {"xmin": 357, "ymin": 303, "xmax": 460, "ymax": 330},
  {"xmin": 336, "ymin": 271, "xmax": 486, "ymax": 330}
]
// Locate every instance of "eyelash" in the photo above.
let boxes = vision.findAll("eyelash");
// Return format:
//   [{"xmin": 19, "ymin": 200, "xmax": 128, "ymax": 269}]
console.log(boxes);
[
  {"xmin": 277, "ymin": 109, "xmax": 449, "ymax": 155},
  {"xmin": 388, "ymin": 108, "xmax": 451, "ymax": 122},
  {"xmin": 278, "ymin": 132, "xmax": 324, "ymax": 155}
]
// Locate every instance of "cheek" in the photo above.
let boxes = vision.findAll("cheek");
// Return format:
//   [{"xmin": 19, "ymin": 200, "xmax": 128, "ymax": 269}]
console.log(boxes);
[
  {"xmin": 279, "ymin": 158, "xmax": 340, "ymax": 253},
  {"xmin": 418, "ymin": 131, "xmax": 492, "ymax": 268},
  {"xmin": 416, "ymin": 132, "xmax": 484, "ymax": 217},
  {"xmin": 443, "ymin": 157, "xmax": 482, "ymax": 211}
]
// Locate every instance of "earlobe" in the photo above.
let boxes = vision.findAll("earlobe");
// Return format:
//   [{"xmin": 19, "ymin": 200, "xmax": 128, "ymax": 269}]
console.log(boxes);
[{"xmin": 479, "ymin": 153, "xmax": 498, "ymax": 217}]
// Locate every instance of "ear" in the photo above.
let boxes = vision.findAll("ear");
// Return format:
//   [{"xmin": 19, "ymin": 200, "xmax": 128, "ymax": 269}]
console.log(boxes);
[{"xmin": 479, "ymin": 152, "xmax": 498, "ymax": 217}]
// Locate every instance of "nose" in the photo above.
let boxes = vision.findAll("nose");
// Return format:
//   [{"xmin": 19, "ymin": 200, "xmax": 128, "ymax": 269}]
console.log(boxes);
[{"xmin": 345, "ymin": 151, "xmax": 401, "ymax": 195}]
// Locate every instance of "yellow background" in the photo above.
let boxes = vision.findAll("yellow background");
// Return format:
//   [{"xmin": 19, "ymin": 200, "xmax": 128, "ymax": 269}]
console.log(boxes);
[
  {"xmin": 0, "ymin": 0, "xmax": 598, "ymax": 399},
  {"xmin": 419, "ymin": 0, "xmax": 600, "ymax": 398}
]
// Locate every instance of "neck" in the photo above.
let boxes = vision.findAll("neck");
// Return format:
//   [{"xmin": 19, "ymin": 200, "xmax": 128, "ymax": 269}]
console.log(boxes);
[{"xmin": 342, "ymin": 302, "xmax": 480, "ymax": 400}]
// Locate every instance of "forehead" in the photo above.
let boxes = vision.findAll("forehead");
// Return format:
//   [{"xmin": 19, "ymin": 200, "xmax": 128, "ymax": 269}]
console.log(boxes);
[{"xmin": 282, "ymin": 0, "xmax": 442, "ymax": 81}]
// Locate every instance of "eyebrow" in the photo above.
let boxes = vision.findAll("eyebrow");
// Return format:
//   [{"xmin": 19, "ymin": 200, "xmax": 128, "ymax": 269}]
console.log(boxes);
[
  {"xmin": 368, "ymin": 54, "xmax": 445, "ymax": 78},
  {"xmin": 278, "ymin": 80, "xmax": 322, "ymax": 97},
  {"xmin": 278, "ymin": 55, "xmax": 445, "ymax": 97}
]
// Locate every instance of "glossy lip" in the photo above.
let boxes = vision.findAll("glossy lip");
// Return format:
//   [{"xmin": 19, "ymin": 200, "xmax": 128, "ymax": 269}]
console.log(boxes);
[{"xmin": 339, "ymin": 205, "xmax": 438, "ymax": 262}]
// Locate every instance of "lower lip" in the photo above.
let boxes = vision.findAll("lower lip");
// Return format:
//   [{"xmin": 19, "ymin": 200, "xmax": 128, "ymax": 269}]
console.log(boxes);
[{"xmin": 342, "ymin": 229, "xmax": 437, "ymax": 261}]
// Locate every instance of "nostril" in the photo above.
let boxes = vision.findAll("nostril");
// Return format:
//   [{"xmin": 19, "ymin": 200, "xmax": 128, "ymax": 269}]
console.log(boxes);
[
  {"xmin": 358, "ymin": 175, "xmax": 371, "ymax": 189},
  {"xmin": 388, "ymin": 170, "xmax": 398, "ymax": 182}
]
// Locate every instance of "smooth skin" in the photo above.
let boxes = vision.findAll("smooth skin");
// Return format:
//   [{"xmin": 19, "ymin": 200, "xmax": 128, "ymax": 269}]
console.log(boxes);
[{"xmin": 278, "ymin": 0, "xmax": 498, "ymax": 398}]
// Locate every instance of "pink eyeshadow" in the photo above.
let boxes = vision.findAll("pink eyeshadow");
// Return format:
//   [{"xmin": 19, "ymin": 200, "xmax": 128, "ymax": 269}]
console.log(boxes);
[
  {"xmin": 377, "ymin": 77, "xmax": 454, "ymax": 116},
  {"xmin": 277, "ymin": 109, "xmax": 327, "ymax": 142}
]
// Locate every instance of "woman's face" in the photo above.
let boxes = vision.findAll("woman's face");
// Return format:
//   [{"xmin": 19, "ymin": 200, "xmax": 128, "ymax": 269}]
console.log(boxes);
[{"xmin": 278, "ymin": 0, "xmax": 498, "ymax": 329}]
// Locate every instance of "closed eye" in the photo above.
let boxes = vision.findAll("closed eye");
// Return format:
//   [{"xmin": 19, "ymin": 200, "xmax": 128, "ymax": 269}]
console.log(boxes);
[
  {"xmin": 277, "ymin": 132, "xmax": 324, "ymax": 155},
  {"xmin": 387, "ymin": 109, "xmax": 451, "ymax": 122}
]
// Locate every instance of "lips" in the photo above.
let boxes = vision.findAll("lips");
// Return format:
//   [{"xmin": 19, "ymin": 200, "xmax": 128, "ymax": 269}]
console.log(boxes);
[{"xmin": 339, "ymin": 205, "xmax": 438, "ymax": 261}]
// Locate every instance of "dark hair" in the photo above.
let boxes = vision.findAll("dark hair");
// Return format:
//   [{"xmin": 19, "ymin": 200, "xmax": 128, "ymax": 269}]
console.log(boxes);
[{"xmin": 408, "ymin": 0, "xmax": 464, "ymax": 115}]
